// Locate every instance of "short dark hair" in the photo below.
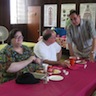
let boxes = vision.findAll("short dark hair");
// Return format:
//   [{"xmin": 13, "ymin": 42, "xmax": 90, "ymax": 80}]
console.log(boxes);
[
  {"xmin": 43, "ymin": 29, "xmax": 53, "ymax": 41},
  {"xmin": 7, "ymin": 28, "xmax": 22, "ymax": 45},
  {"xmin": 69, "ymin": 9, "xmax": 79, "ymax": 16}
]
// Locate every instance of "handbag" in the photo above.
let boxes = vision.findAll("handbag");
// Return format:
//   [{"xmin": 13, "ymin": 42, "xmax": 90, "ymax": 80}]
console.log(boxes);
[{"xmin": 16, "ymin": 73, "xmax": 40, "ymax": 84}]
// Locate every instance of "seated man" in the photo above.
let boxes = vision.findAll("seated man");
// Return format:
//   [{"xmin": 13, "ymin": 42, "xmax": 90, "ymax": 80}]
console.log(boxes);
[{"xmin": 34, "ymin": 29, "xmax": 69, "ymax": 67}]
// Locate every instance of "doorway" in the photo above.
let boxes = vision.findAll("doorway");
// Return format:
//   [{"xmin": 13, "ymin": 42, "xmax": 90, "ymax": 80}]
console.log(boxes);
[{"xmin": 28, "ymin": 6, "xmax": 41, "ymax": 42}]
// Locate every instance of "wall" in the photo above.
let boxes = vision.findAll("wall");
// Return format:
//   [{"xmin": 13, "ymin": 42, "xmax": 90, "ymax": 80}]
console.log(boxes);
[
  {"xmin": 0, "ymin": 0, "xmax": 96, "ymax": 41},
  {"xmin": 0, "ymin": 0, "xmax": 10, "ymax": 30},
  {"xmin": 27, "ymin": 0, "xmax": 96, "ymax": 32}
]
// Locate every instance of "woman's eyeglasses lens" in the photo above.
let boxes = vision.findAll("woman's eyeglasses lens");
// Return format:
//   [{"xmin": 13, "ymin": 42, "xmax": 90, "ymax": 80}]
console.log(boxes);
[{"xmin": 14, "ymin": 36, "xmax": 24, "ymax": 39}]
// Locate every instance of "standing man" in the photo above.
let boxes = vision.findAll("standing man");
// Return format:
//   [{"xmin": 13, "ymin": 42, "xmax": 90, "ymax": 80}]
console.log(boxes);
[{"xmin": 67, "ymin": 10, "xmax": 96, "ymax": 62}]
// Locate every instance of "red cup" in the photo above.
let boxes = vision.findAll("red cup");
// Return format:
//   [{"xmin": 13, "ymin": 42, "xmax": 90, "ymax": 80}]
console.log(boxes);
[
  {"xmin": 47, "ymin": 65, "xmax": 53, "ymax": 75},
  {"xmin": 48, "ymin": 65, "xmax": 53, "ymax": 72},
  {"xmin": 69, "ymin": 56, "xmax": 76, "ymax": 66}
]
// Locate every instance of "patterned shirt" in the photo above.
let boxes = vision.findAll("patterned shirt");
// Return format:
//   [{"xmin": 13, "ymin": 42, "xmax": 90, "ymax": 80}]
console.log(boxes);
[
  {"xmin": 67, "ymin": 19, "xmax": 96, "ymax": 52},
  {"xmin": 0, "ymin": 45, "xmax": 38, "ymax": 83}
]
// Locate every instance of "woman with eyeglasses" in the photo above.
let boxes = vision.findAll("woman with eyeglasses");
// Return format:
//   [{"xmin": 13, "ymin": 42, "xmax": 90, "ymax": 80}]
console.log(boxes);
[{"xmin": 0, "ymin": 28, "xmax": 42, "ymax": 83}]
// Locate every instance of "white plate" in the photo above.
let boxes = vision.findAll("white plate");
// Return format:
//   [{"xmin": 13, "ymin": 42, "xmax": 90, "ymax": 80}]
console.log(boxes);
[
  {"xmin": 75, "ymin": 60, "xmax": 87, "ymax": 64},
  {"xmin": 75, "ymin": 60, "xmax": 81, "ymax": 63},
  {"xmin": 49, "ymin": 75, "xmax": 64, "ymax": 81}
]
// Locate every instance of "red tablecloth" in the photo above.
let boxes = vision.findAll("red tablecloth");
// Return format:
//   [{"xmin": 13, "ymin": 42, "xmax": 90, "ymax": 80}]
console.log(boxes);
[{"xmin": 0, "ymin": 61, "xmax": 96, "ymax": 96}]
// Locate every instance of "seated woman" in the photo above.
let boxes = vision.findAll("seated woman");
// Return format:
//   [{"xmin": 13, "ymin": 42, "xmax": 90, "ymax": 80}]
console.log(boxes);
[{"xmin": 0, "ymin": 29, "xmax": 42, "ymax": 83}]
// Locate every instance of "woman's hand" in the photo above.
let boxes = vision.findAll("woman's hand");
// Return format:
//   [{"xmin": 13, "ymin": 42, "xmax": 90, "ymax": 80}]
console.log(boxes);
[{"xmin": 28, "ymin": 56, "xmax": 36, "ymax": 63}]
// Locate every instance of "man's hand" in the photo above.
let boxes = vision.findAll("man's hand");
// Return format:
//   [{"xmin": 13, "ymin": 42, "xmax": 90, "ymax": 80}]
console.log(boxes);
[
  {"xmin": 60, "ymin": 60, "xmax": 71, "ymax": 67},
  {"xmin": 89, "ymin": 53, "xmax": 95, "ymax": 62}
]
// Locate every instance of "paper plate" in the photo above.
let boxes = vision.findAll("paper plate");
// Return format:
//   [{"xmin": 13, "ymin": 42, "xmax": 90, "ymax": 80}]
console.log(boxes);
[
  {"xmin": 75, "ymin": 60, "xmax": 87, "ymax": 64},
  {"xmin": 75, "ymin": 60, "xmax": 82, "ymax": 63},
  {"xmin": 49, "ymin": 75, "xmax": 64, "ymax": 81}
]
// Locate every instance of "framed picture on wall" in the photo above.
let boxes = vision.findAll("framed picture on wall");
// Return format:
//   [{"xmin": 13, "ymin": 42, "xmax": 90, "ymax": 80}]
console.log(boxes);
[
  {"xmin": 80, "ymin": 3, "xmax": 96, "ymax": 29},
  {"xmin": 60, "ymin": 4, "xmax": 76, "ymax": 28},
  {"xmin": 44, "ymin": 4, "xmax": 57, "ymax": 27}
]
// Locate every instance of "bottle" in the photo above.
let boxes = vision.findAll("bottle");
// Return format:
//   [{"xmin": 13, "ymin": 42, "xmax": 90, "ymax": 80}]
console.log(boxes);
[
  {"xmin": 43, "ymin": 72, "xmax": 49, "ymax": 84},
  {"xmin": 83, "ymin": 5, "xmax": 92, "ymax": 21},
  {"xmin": 43, "ymin": 64, "xmax": 49, "ymax": 84}
]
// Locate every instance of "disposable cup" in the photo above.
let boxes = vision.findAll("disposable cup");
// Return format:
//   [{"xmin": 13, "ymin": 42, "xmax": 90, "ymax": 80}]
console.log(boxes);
[{"xmin": 69, "ymin": 56, "xmax": 76, "ymax": 66}]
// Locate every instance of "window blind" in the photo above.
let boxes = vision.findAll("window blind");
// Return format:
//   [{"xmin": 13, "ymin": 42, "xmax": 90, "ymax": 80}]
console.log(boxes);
[{"xmin": 10, "ymin": 0, "xmax": 27, "ymax": 24}]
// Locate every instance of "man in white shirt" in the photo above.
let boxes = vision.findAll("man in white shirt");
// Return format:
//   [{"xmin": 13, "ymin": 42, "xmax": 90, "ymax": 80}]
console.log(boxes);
[{"xmin": 34, "ymin": 29, "xmax": 69, "ymax": 67}]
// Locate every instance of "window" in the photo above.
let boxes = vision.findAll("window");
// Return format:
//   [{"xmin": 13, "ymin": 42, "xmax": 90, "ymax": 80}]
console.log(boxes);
[{"xmin": 10, "ymin": 0, "xmax": 27, "ymax": 24}]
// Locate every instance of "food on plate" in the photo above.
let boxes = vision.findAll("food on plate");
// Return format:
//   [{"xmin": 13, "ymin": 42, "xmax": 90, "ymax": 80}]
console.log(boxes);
[
  {"xmin": 53, "ymin": 69, "xmax": 61, "ymax": 74},
  {"xmin": 36, "ymin": 69, "xmax": 45, "ymax": 73}
]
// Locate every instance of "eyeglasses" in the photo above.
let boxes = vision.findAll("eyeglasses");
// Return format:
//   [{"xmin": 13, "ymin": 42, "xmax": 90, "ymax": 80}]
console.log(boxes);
[{"xmin": 14, "ymin": 36, "xmax": 24, "ymax": 39}]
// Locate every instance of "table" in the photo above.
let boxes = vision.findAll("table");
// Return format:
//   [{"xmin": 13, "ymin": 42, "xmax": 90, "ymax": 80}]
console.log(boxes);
[
  {"xmin": 0, "ymin": 42, "xmax": 36, "ymax": 50},
  {"xmin": 0, "ymin": 61, "xmax": 96, "ymax": 96}
]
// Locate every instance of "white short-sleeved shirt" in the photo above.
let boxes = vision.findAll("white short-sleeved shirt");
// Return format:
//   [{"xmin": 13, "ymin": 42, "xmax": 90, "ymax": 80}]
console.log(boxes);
[{"xmin": 34, "ymin": 40, "xmax": 61, "ymax": 61}]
